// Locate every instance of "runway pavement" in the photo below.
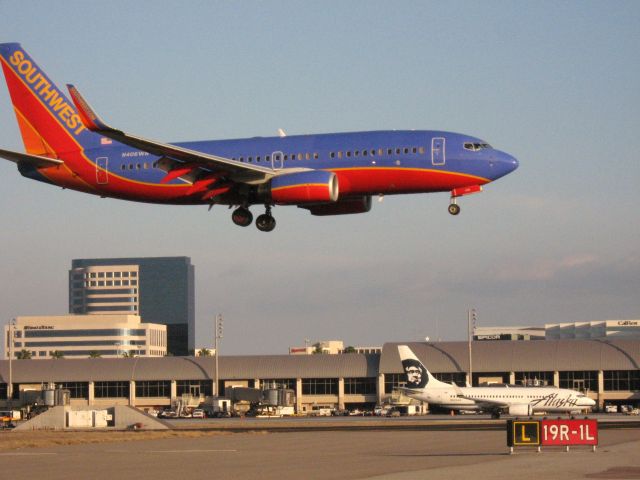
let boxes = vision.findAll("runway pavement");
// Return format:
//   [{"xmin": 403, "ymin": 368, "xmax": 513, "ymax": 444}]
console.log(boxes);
[
  {"xmin": 163, "ymin": 413, "xmax": 640, "ymax": 432},
  {"xmin": 1, "ymin": 426, "xmax": 639, "ymax": 480}
]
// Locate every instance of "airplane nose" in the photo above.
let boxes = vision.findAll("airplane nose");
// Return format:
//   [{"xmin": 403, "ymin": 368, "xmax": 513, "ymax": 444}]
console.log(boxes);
[
  {"xmin": 504, "ymin": 153, "xmax": 519, "ymax": 173},
  {"xmin": 489, "ymin": 151, "xmax": 519, "ymax": 180},
  {"xmin": 580, "ymin": 397, "xmax": 596, "ymax": 407}
]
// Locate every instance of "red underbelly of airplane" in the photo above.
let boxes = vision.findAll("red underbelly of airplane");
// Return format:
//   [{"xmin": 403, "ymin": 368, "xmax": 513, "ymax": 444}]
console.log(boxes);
[
  {"xmin": 42, "ymin": 167, "xmax": 197, "ymax": 203},
  {"xmin": 44, "ymin": 165, "xmax": 489, "ymax": 205},
  {"xmin": 332, "ymin": 167, "xmax": 486, "ymax": 195}
]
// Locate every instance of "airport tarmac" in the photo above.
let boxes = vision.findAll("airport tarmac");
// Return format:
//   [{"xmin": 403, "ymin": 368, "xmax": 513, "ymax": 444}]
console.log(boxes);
[
  {"xmin": 1, "ymin": 427, "xmax": 639, "ymax": 480},
  {"xmin": 164, "ymin": 413, "xmax": 640, "ymax": 432}
]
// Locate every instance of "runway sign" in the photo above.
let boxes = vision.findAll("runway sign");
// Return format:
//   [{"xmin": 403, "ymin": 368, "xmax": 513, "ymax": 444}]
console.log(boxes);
[
  {"xmin": 507, "ymin": 419, "xmax": 598, "ymax": 448},
  {"xmin": 540, "ymin": 419, "xmax": 598, "ymax": 446}
]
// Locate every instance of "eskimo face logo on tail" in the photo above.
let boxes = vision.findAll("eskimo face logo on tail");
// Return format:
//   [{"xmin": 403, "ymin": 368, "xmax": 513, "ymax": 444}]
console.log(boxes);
[
  {"xmin": 7, "ymin": 49, "xmax": 86, "ymax": 136},
  {"xmin": 402, "ymin": 359, "xmax": 428, "ymax": 389}
]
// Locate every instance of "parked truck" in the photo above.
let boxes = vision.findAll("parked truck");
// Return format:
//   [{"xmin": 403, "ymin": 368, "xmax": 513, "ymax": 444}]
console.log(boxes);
[
  {"xmin": 200, "ymin": 397, "xmax": 232, "ymax": 418},
  {"xmin": 0, "ymin": 410, "xmax": 21, "ymax": 428}
]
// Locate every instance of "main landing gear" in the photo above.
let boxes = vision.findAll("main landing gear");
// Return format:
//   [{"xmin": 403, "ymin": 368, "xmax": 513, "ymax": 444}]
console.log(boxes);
[
  {"xmin": 231, "ymin": 205, "xmax": 276, "ymax": 232},
  {"xmin": 256, "ymin": 206, "xmax": 276, "ymax": 232},
  {"xmin": 231, "ymin": 206, "xmax": 253, "ymax": 227}
]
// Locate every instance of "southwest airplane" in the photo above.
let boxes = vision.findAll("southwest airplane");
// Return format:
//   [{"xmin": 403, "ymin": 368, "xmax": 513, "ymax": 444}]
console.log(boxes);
[
  {"xmin": 0, "ymin": 43, "xmax": 519, "ymax": 231},
  {"xmin": 398, "ymin": 345, "xmax": 595, "ymax": 418}
]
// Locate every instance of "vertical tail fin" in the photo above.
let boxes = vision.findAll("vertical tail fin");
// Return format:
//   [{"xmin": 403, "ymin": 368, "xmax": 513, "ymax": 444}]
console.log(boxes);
[
  {"xmin": 0, "ymin": 43, "xmax": 102, "ymax": 157},
  {"xmin": 398, "ymin": 345, "xmax": 450, "ymax": 390}
]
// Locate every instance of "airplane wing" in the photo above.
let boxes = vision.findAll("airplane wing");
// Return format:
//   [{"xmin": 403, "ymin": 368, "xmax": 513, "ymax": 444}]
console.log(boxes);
[
  {"xmin": 451, "ymin": 385, "xmax": 509, "ymax": 409},
  {"xmin": 66, "ymin": 84, "xmax": 275, "ymax": 185},
  {"xmin": 0, "ymin": 148, "xmax": 63, "ymax": 168}
]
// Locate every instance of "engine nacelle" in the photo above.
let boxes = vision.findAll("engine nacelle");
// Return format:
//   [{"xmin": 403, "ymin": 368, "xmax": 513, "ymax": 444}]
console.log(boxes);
[
  {"xmin": 507, "ymin": 404, "xmax": 533, "ymax": 416},
  {"xmin": 268, "ymin": 171, "xmax": 339, "ymax": 205},
  {"xmin": 303, "ymin": 196, "xmax": 372, "ymax": 216}
]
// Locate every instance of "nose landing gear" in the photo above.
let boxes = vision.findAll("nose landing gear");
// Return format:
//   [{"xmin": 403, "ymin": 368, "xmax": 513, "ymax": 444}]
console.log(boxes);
[{"xmin": 448, "ymin": 185, "xmax": 483, "ymax": 215}]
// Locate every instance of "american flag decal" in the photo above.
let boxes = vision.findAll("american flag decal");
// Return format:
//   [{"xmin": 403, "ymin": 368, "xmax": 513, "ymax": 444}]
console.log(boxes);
[{"xmin": 100, "ymin": 137, "xmax": 112, "ymax": 145}]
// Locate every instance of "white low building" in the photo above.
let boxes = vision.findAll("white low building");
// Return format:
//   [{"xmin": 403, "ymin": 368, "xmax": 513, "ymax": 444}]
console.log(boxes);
[
  {"xmin": 474, "ymin": 320, "xmax": 640, "ymax": 341},
  {"xmin": 4, "ymin": 315, "xmax": 166, "ymax": 359},
  {"xmin": 545, "ymin": 320, "xmax": 640, "ymax": 340},
  {"xmin": 473, "ymin": 326, "xmax": 546, "ymax": 341}
]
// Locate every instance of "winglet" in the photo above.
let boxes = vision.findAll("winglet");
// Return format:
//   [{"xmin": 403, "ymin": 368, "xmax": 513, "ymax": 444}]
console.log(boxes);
[{"xmin": 66, "ymin": 84, "xmax": 114, "ymax": 132}]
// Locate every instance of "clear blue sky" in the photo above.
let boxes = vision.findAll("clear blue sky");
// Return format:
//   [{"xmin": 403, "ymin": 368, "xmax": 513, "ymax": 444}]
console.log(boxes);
[{"xmin": 1, "ymin": 1, "xmax": 638, "ymax": 354}]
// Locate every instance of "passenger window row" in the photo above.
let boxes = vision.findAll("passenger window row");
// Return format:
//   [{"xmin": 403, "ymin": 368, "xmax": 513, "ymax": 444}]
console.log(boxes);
[
  {"xmin": 120, "ymin": 162, "xmax": 154, "ymax": 171},
  {"xmin": 233, "ymin": 146, "xmax": 426, "ymax": 163},
  {"xmin": 330, "ymin": 146, "xmax": 425, "ymax": 159},
  {"xmin": 232, "ymin": 152, "xmax": 320, "ymax": 163},
  {"xmin": 118, "ymin": 145, "xmax": 427, "ymax": 170}
]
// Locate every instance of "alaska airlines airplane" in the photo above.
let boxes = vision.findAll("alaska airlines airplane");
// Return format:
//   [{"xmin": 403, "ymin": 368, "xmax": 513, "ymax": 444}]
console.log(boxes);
[
  {"xmin": 398, "ymin": 345, "xmax": 595, "ymax": 418},
  {"xmin": 0, "ymin": 43, "xmax": 519, "ymax": 231}
]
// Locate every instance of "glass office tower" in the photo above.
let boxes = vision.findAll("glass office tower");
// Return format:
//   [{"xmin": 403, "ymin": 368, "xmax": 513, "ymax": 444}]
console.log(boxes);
[{"xmin": 70, "ymin": 257, "xmax": 195, "ymax": 356}]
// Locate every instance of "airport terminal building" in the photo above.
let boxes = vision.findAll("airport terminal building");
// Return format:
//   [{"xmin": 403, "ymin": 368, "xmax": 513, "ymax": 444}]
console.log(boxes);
[{"xmin": 1, "ymin": 339, "xmax": 638, "ymax": 412}]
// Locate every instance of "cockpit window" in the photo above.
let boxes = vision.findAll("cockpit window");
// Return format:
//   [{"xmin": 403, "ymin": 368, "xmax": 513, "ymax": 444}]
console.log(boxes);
[{"xmin": 464, "ymin": 142, "xmax": 492, "ymax": 151}]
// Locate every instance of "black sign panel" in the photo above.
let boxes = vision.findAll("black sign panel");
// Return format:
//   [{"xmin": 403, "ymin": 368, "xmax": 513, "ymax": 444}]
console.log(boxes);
[{"xmin": 507, "ymin": 420, "xmax": 540, "ymax": 446}]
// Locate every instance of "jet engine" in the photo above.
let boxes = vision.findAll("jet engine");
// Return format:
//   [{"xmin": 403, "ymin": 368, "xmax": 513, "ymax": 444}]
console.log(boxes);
[
  {"xmin": 264, "ymin": 171, "xmax": 339, "ymax": 205},
  {"xmin": 507, "ymin": 404, "xmax": 533, "ymax": 416}
]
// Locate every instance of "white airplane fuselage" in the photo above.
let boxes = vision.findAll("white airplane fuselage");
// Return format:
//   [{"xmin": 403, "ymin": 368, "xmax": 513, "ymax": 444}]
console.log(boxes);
[{"xmin": 403, "ymin": 384, "xmax": 595, "ymax": 414}]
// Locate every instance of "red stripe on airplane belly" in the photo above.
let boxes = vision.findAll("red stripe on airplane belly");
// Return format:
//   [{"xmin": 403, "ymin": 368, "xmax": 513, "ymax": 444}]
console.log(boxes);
[
  {"xmin": 98, "ymin": 178, "xmax": 196, "ymax": 203},
  {"xmin": 334, "ymin": 168, "xmax": 482, "ymax": 195}
]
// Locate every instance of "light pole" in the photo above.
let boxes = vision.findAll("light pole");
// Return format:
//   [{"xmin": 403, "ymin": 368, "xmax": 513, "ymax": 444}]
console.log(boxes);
[
  {"xmin": 214, "ymin": 314, "xmax": 223, "ymax": 397},
  {"xmin": 467, "ymin": 309, "xmax": 477, "ymax": 386},
  {"xmin": 8, "ymin": 319, "xmax": 15, "ymax": 406}
]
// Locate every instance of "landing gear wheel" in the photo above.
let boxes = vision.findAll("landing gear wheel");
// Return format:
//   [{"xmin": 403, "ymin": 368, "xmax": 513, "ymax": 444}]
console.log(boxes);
[
  {"xmin": 231, "ymin": 207, "xmax": 253, "ymax": 227},
  {"xmin": 448, "ymin": 203, "xmax": 461, "ymax": 216},
  {"xmin": 256, "ymin": 213, "xmax": 276, "ymax": 232}
]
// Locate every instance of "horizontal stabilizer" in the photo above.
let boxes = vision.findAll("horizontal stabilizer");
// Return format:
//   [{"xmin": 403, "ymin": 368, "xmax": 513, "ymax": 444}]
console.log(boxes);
[{"xmin": 0, "ymin": 147, "xmax": 63, "ymax": 167}]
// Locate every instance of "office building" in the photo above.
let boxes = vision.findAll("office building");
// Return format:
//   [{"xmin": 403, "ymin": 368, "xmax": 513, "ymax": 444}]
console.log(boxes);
[
  {"xmin": 289, "ymin": 340, "xmax": 382, "ymax": 355},
  {"xmin": 69, "ymin": 257, "xmax": 194, "ymax": 356},
  {"xmin": 4, "ymin": 315, "xmax": 166, "ymax": 359}
]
